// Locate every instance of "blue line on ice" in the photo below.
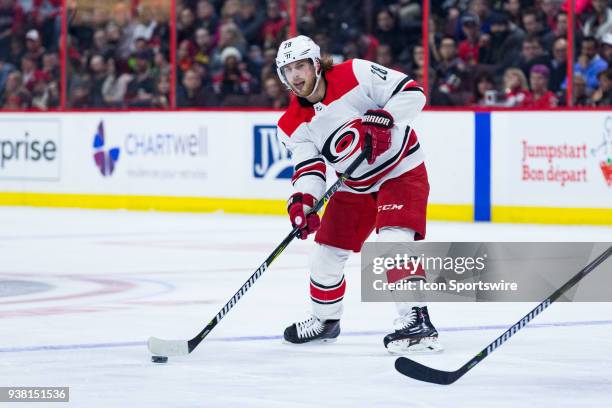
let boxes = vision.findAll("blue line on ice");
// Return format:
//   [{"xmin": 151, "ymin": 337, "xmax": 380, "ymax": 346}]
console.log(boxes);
[{"xmin": 2, "ymin": 319, "xmax": 611, "ymax": 353}]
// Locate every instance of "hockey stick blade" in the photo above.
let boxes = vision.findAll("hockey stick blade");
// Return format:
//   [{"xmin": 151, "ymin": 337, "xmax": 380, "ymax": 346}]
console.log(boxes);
[
  {"xmin": 395, "ymin": 245, "xmax": 612, "ymax": 385},
  {"xmin": 148, "ymin": 336, "xmax": 189, "ymax": 356},
  {"xmin": 394, "ymin": 358, "xmax": 464, "ymax": 385}
]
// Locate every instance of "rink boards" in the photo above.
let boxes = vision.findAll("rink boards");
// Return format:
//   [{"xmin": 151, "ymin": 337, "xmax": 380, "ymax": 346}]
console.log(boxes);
[{"xmin": 0, "ymin": 110, "xmax": 610, "ymax": 225}]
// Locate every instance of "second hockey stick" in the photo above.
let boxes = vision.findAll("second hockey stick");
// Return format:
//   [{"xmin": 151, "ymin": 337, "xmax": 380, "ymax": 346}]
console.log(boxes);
[
  {"xmin": 148, "ymin": 149, "xmax": 369, "ymax": 357},
  {"xmin": 395, "ymin": 245, "xmax": 612, "ymax": 385}
]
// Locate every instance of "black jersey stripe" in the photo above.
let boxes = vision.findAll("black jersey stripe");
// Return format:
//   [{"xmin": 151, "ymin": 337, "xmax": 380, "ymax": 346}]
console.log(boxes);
[
  {"xmin": 392, "ymin": 77, "xmax": 412, "ymax": 96},
  {"xmin": 403, "ymin": 86, "xmax": 424, "ymax": 93},
  {"xmin": 295, "ymin": 157, "xmax": 325, "ymax": 171}
]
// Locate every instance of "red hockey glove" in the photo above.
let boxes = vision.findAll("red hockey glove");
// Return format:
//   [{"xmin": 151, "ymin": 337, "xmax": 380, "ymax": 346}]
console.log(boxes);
[
  {"xmin": 287, "ymin": 193, "xmax": 320, "ymax": 240},
  {"xmin": 360, "ymin": 109, "xmax": 394, "ymax": 164}
]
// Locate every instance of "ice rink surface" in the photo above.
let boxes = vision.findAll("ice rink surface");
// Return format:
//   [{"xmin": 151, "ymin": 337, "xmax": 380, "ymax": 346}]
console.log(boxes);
[{"xmin": 0, "ymin": 207, "xmax": 611, "ymax": 407}]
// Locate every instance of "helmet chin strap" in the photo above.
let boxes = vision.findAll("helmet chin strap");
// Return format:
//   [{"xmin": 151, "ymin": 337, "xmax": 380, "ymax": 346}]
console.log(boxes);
[{"xmin": 304, "ymin": 63, "xmax": 323, "ymax": 99}]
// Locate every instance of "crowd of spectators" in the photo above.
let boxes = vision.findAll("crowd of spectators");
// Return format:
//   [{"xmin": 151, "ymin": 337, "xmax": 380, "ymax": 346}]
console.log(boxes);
[
  {"xmin": 175, "ymin": 0, "xmax": 423, "ymax": 107},
  {"xmin": 67, "ymin": 0, "xmax": 171, "ymax": 108},
  {"xmin": 573, "ymin": 0, "xmax": 612, "ymax": 106},
  {"xmin": 5, "ymin": 0, "xmax": 612, "ymax": 109},
  {"xmin": 430, "ymin": 0, "xmax": 571, "ymax": 107},
  {"xmin": 0, "ymin": 0, "xmax": 61, "ymax": 110}
]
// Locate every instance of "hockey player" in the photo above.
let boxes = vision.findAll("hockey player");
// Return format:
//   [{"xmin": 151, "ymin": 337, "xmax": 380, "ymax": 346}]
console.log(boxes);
[{"xmin": 276, "ymin": 35, "xmax": 441, "ymax": 354}]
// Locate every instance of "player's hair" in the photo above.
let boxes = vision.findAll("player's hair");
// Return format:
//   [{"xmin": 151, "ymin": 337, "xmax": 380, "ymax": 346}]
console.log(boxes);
[{"xmin": 320, "ymin": 55, "xmax": 334, "ymax": 72}]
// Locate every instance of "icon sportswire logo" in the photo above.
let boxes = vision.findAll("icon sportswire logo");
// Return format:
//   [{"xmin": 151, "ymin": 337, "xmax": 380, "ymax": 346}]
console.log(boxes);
[{"xmin": 93, "ymin": 121, "xmax": 120, "ymax": 177}]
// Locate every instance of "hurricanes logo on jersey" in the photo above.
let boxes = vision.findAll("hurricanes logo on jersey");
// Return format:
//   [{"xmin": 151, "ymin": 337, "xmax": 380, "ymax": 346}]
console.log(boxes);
[{"xmin": 321, "ymin": 119, "xmax": 362, "ymax": 164}]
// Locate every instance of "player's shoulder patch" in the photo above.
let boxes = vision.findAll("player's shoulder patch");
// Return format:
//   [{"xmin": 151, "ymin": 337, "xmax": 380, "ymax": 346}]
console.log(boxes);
[{"xmin": 278, "ymin": 96, "xmax": 315, "ymax": 137}]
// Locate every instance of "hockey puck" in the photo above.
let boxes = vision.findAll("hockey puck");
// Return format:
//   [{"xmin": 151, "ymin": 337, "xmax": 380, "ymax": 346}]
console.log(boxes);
[{"xmin": 151, "ymin": 355, "xmax": 168, "ymax": 364}]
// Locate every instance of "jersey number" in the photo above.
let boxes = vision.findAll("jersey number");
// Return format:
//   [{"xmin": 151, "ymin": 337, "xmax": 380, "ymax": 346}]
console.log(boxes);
[{"xmin": 370, "ymin": 65, "xmax": 388, "ymax": 80}]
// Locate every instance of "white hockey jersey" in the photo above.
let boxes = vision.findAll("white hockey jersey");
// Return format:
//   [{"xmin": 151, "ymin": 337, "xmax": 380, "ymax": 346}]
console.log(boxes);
[{"xmin": 277, "ymin": 58, "xmax": 426, "ymax": 199}]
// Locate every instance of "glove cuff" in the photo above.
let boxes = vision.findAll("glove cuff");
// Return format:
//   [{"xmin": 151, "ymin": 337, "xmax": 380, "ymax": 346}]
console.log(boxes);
[{"xmin": 287, "ymin": 193, "xmax": 317, "ymax": 211}]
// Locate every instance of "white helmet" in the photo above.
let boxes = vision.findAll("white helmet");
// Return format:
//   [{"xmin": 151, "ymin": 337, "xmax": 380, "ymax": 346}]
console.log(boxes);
[{"xmin": 276, "ymin": 35, "xmax": 322, "ymax": 98}]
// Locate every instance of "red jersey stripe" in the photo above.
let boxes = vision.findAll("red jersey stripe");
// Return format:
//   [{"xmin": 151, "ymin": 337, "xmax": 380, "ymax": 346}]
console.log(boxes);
[{"xmin": 292, "ymin": 162, "xmax": 326, "ymax": 183}]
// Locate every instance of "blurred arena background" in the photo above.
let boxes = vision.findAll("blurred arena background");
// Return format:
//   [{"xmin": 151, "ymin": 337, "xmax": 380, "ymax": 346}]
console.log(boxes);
[{"xmin": 0, "ymin": 0, "xmax": 610, "ymax": 225}]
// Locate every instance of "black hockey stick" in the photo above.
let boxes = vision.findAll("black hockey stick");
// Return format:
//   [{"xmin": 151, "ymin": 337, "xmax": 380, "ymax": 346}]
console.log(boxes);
[
  {"xmin": 395, "ymin": 245, "xmax": 612, "ymax": 385},
  {"xmin": 148, "ymin": 149, "xmax": 369, "ymax": 356}
]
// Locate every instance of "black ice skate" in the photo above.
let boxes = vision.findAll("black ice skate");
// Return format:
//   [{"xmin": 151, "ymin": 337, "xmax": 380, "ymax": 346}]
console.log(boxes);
[
  {"xmin": 283, "ymin": 315, "xmax": 340, "ymax": 344},
  {"xmin": 384, "ymin": 306, "xmax": 443, "ymax": 354}
]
